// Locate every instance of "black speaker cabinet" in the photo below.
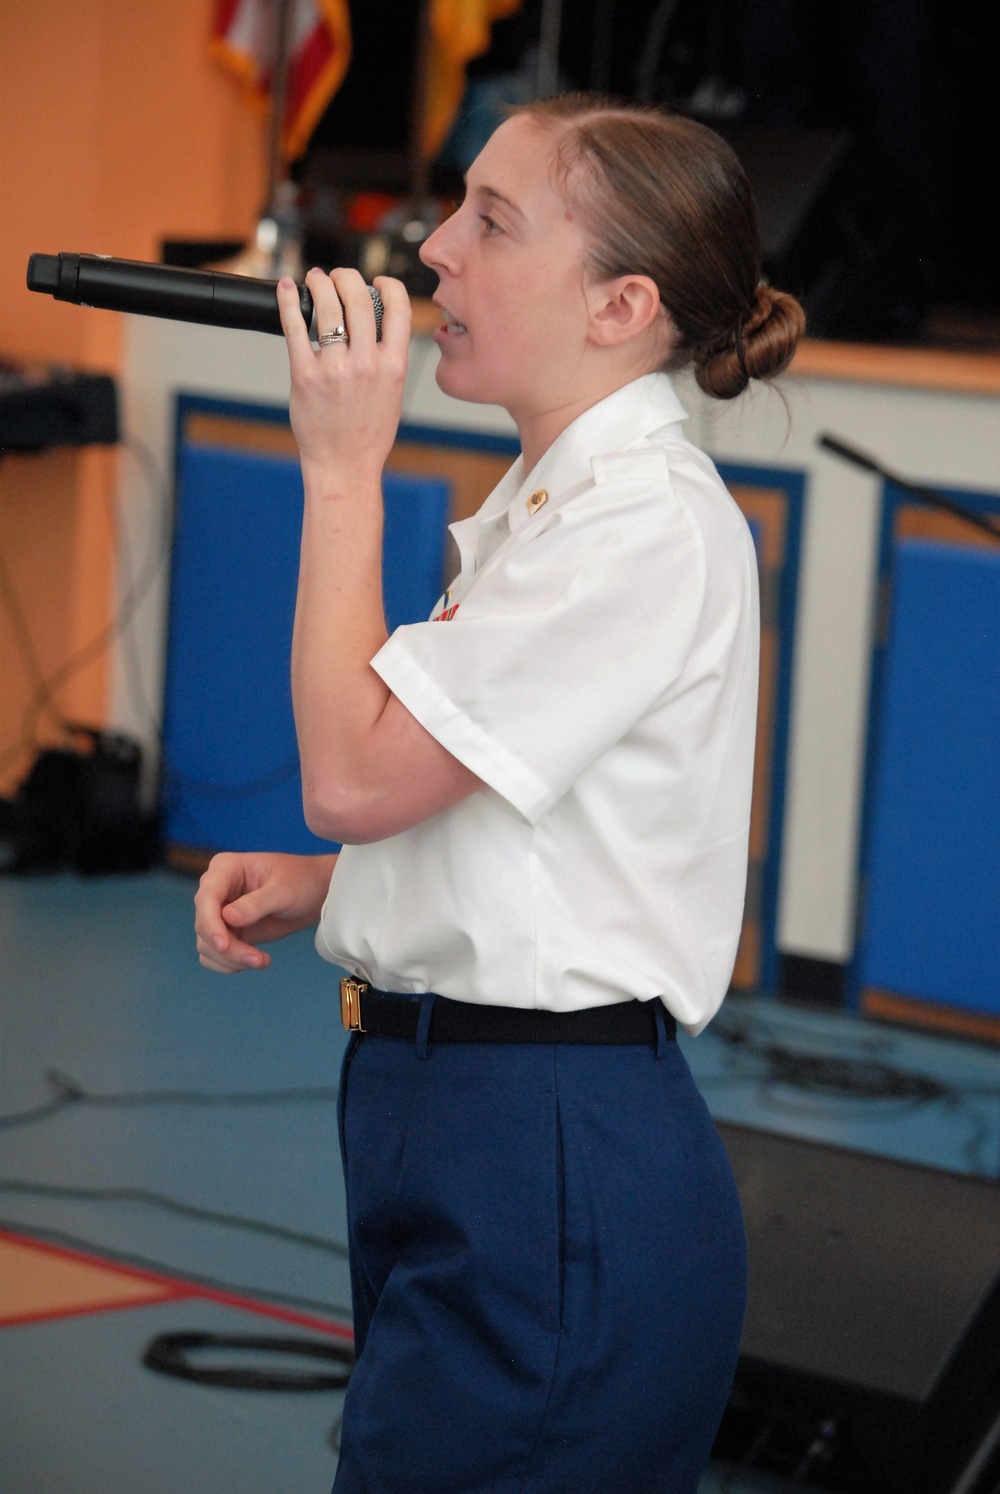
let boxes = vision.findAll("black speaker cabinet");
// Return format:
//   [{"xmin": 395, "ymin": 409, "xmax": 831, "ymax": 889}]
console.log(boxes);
[{"xmin": 715, "ymin": 1123, "xmax": 1000, "ymax": 1492}]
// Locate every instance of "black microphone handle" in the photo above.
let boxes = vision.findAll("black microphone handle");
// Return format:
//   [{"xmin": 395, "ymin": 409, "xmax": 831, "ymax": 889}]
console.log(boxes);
[{"xmin": 26, "ymin": 253, "xmax": 383, "ymax": 340}]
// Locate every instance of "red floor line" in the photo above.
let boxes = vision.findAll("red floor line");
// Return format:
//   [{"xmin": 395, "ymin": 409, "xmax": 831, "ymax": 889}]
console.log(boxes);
[
  {"xmin": 0, "ymin": 1287, "xmax": 189, "ymax": 1331},
  {"xmin": 0, "ymin": 1226, "xmax": 354, "ymax": 1342}
]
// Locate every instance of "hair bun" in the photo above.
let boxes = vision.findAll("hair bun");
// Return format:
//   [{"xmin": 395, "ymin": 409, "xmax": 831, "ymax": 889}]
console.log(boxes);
[{"xmin": 696, "ymin": 285, "xmax": 807, "ymax": 400}]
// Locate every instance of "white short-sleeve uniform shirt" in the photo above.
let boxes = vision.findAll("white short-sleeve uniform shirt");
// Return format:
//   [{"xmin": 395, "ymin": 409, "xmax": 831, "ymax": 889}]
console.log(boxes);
[{"xmin": 316, "ymin": 373, "xmax": 759, "ymax": 1035}]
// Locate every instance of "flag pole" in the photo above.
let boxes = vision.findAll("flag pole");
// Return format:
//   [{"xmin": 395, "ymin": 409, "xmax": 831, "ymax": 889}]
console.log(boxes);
[
  {"xmin": 213, "ymin": 0, "xmax": 302, "ymax": 279},
  {"xmin": 406, "ymin": 0, "xmax": 434, "ymax": 221},
  {"xmin": 535, "ymin": 0, "xmax": 563, "ymax": 98},
  {"xmin": 249, "ymin": 0, "xmax": 303, "ymax": 279},
  {"xmin": 264, "ymin": 0, "xmax": 293, "ymax": 214}
]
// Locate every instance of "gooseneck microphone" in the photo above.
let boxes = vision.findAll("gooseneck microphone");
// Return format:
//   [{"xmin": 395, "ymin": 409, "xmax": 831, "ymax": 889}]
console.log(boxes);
[
  {"xmin": 818, "ymin": 432, "xmax": 1000, "ymax": 543},
  {"xmin": 26, "ymin": 253, "xmax": 383, "ymax": 341}
]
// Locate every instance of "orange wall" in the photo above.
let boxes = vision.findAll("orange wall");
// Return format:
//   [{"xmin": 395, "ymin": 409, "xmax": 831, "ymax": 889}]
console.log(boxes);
[{"xmin": 0, "ymin": 0, "xmax": 266, "ymax": 792}]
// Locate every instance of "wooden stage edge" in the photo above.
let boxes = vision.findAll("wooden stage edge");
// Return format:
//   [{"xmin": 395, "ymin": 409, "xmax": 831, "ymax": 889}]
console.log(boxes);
[
  {"xmin": 408, "ymin": 301, "xmax": 1000, "ymax": 396},
  {"xmin": 788, "ymin": 338, "xmax": 1000, "ymax": 396},
  {"xmin": 863, "ymin": 989, "xmax": 1000, "ymax": 1046}
]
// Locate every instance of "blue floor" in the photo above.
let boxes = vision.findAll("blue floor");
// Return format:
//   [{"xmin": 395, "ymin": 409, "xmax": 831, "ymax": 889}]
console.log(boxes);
[{"xmin": 2, "ymin": 870, "xmax": 1000, "ymax": 1493}]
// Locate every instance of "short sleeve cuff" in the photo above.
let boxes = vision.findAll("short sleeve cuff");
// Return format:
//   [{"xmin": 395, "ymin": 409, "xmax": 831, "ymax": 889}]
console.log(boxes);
[{"xmin": 372, "ymin": 630, "xmax": 555, "ymax": 823}]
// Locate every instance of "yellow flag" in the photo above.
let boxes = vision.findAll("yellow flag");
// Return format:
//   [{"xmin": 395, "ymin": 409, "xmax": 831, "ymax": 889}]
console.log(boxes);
[{"xmin": 424, "ymin": 0, "xmax": 524, "ymax": 158}]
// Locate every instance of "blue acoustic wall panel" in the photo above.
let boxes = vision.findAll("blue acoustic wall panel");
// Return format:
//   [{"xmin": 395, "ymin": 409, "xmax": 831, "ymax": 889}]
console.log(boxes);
[
  {"xmin": 858, "ymin": 539, "xmax": 1000, "ymax": 1014},
  {"xmin": 714, "ymin": 462, "xmax": 805, "ymax": 998},
  {"xmin": 161, "ymin": 444, "xmax": 450, "ymax": 854}
]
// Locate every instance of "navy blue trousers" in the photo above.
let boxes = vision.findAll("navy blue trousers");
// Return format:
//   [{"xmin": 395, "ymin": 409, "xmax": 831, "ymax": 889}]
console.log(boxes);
[{"xmin": 333, "ymin": 1006, "xmax": 746, "ymax": 1494}]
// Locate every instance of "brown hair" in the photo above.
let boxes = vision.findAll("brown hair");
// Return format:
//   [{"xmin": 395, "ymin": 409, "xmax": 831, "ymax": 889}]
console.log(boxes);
[{"xmin": 512, "ymin": 94, "xmax": 805, "ymax": 399}]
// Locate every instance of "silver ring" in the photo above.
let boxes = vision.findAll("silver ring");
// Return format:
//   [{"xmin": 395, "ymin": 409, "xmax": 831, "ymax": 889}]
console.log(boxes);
[{"xmin": 317, "ymin": 327, "xmax": 349, "ymax": 346}]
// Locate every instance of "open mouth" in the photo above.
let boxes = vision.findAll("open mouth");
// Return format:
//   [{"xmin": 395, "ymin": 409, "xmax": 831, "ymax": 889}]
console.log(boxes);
[{"xmin": 438, "ymin": 306, "xmax": 468, "ymax": 335}]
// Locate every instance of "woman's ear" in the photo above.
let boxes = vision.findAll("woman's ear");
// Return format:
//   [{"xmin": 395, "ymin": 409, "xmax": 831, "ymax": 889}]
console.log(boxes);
[{"xmin": 587, "ymin": 274, "xmax": 664, "ymax": 347}]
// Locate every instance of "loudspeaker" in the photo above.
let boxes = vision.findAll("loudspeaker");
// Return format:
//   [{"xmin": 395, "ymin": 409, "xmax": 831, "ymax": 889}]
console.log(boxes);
[
  {"xmin": 0, "ymin": 369, "xmax": 118, "ymax": 453},
  {"xmin": 721, "ymin": 128, "xmax": 922, "ymax": 343},
  {"xmin": 0, "ymin": 730, "xmax": 160, "ymax": 876},
  {"xmin": 715, "ymin": 1123, "xmax": 1000, "ymax": 1492}
]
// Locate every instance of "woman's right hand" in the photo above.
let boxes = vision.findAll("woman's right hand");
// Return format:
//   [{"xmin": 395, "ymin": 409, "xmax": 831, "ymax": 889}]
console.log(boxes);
[
  {"xmin": 276, "ymin": 267, "xmax": 409, "ymax": 479},
  {"xmin": 194, "ymin": 851, "xmax": 338, "ymax": 973}
]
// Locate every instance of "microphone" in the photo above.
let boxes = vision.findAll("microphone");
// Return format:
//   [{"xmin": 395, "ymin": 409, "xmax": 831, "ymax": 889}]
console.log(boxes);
[
  {"xmin": 817, "ymin": 433, "xmax": 883, "ymax": 475},
  {"xmin": 818, "ymin": 431, "xmax": 1000, "ymax": 544},
  {"xmin": 26, "ymin": 252, "xmax": 383, "ymax": 341}
]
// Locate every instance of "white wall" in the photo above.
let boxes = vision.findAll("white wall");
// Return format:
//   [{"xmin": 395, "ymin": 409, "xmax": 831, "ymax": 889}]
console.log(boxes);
[{"xmin": 113, "ymin": 318, "xmax": 1000, "ymax": 966}]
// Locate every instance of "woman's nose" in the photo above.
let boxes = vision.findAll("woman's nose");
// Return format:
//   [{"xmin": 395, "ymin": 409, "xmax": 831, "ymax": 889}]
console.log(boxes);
[{"xmin": 419, "ymin": 215, "xmax": 458, "ymax": 275}]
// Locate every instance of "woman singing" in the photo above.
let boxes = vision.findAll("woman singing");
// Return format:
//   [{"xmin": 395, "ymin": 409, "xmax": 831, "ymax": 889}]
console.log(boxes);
[{"xmin": 195, "ymin": 94, "xmax": 805, "ymax": 1493}]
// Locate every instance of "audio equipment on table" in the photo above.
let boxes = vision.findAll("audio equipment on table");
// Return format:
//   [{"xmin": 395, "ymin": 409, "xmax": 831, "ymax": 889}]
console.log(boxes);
[{"xmin": 0, "ymin": 363, "xmax": 118, "ymax": 453}]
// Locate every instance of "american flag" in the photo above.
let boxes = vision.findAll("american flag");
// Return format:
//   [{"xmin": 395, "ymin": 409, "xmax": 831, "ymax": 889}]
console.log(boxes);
[{"xmin": 210, "ymin": 0, "xmax": 351, "ymax": 160}]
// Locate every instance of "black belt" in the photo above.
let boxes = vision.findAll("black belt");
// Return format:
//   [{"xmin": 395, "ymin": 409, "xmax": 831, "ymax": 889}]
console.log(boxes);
[{"xmin": 339, "ymin": 978, "xmax": 676, "ymax": 1046}]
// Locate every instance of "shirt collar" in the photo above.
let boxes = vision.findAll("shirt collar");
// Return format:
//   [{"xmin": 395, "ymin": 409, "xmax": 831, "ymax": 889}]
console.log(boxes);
[
  {"xmin": 447, "ymin": 373, "xmax": 687, "ymax": 581},
  {"xmin": 507, "ymin": 373, "xmax": 687, "ymax": 533}
]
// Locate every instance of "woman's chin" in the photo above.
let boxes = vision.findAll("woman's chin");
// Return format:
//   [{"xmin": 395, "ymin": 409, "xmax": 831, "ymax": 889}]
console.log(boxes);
[{"xmin": 434, "ymin": 360, "xmax": 492, "ymax": 407}]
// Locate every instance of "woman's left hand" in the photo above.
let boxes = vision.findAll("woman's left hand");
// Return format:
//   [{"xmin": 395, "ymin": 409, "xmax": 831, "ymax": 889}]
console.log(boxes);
[{"xmin": 276, "ymin": 267, "xmax": 411, "ymax": 477}]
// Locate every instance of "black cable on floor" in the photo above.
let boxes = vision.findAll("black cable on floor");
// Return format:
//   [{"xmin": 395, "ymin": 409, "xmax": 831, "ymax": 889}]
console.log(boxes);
[
  {"xmin": 0, "ymin": 1072, "xmax": 350, "ymax": 1259},
  {"xmin": 0, "ymin": 1068, "xmax": 357, "ymax": 1415},
  {"xmin": 0, "ymin": 1071, "xmax": 353, "ymax": 1311},
  {"xmin": 142, "ymin": 1331, "xmax": 353, "ymax": 1392},
  {"xmin": 0, "ymin": 1067, "xmax": 341, "ymax": 1130},
  {"xmin": 0, "ymin": 1177, "xmax": 347, "ymax": 1259},
  {"xmin": 705, "ymin": 1008, "xmax": 1000, "ymax": 1175}
]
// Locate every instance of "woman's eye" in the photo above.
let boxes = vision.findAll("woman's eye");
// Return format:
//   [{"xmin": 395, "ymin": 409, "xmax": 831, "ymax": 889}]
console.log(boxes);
[{"xmin": 479, "ymin": 215, "xmax": 500, "ymax": 237}]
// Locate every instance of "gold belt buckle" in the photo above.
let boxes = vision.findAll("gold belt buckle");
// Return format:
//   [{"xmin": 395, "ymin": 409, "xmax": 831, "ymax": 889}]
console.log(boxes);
[{"xmin": 340, "ymin": 977, "xmax": 367, "ymax": 1033}]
